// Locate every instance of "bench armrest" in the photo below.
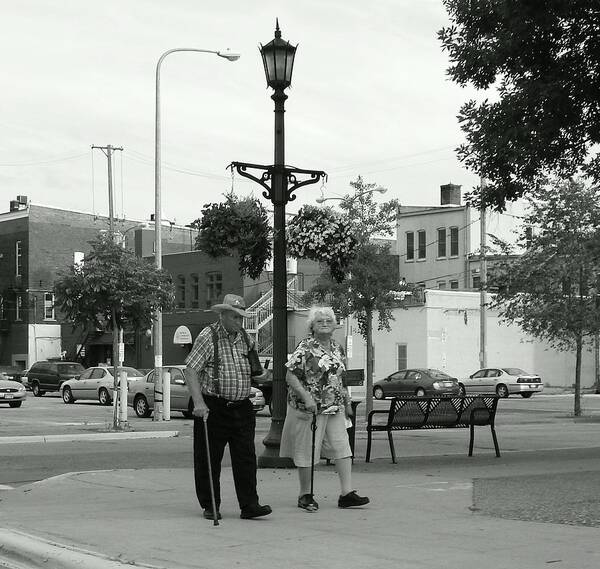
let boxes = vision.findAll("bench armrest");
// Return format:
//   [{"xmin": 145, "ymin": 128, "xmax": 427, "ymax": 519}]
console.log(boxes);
[{"xmin": 367, "ymin": 409, "xmax": 389, "ymax": 428}]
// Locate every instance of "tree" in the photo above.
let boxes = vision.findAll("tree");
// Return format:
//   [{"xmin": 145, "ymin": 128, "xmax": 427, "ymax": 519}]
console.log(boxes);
[
  {"xmin": 439, "ymin": 1, "xmax": 600, "ymax": 210},
  {"xmin": 54, "ymin": 235, "xmax": 175, "ymax": 428},
  {"xmin": 291, "ymin": 176, "xmax": 405, "ymax": 417},
  {"xmin": 304, "ymin": 242, "xmax": 403, "ymax": 418},
  {"xmin": 489, "ymin": 179, "xmax": 600, "ymax": 416}
]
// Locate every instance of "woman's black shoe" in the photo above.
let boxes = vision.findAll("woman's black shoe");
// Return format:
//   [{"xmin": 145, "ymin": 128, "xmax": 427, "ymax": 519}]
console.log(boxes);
[
  {"xmin": 338, "ymin": 491, "xmax": 370, "ymax": 508},
  {"xmin": 298, "ymin": 494, "xmax": 319, "ymax": 511}
]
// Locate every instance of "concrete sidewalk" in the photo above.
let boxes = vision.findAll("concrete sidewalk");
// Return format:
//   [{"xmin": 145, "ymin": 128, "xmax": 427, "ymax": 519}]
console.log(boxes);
[{"xmin": 2, "ymin": 427, "xmax": 600, "ymax": 569}]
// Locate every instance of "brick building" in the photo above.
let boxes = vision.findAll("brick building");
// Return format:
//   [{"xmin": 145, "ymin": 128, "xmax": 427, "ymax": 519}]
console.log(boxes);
[{"xmin": 0, "ymin": 197, "xmax": 195, "ymax": 370}]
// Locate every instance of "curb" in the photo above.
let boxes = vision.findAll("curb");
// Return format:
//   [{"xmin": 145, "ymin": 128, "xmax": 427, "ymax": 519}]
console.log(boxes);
[
  {"xmin": 0, "ymin": 528, "xmax": 168, "ymax": 569},
  {"xmin": 0, "ymin": 431, "xmax": 179, "ymax": 445}
]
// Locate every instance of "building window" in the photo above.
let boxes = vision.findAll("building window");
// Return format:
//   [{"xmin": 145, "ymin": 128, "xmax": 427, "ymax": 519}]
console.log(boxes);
[
  {"xmin": 191, "ymin": 274, "xmax": 199, "ymax": 308},
  {"xmin": 43, "ymin": 293, "xmax": 55, "ymax": 320},
  {"xmin": 437, "ymin": 281, "xmax": 446, "ymax": 289},
  {"xmin": 176, "ymin": 275, "xmax": 186, "ymax": 308},
  {"xmin": 15, "ymin": 241, "xmax": 22, "ymax": 277},
  {"xmin": 450, "ymin": 280, "xmax": 459, "ymax": 290},
  {"xmin": 473, "ymin": 275, "xmax": 481, "ymax": 289},
  {"xmin": 406, "ymin": 232, "xmax": 414, "ymax": 261},
  {"xmin": 437, "ymin": 228, "xmax": 446, "ymax": 258},
  {"xmin": 15, "ymin": 295, "xmax": 22, "ymax": 321},
  {"xmin": 206, "ymin": 272, "xmax": 223, "ymax": 307},
  {"xmin": 396, "ymin": 344, "xmax": 407, "ymax": 370},
  {"xmin": 417, "ymin": 230, "xmax": 426, "ymax": 259},
  {"xmin": 450, "ymin": 226, "xmax": 459, "ymax": 257}
]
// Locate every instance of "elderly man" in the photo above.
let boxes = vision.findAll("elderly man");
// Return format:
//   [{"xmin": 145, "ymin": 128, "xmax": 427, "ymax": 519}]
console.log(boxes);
[{"xmin": 185, "ymin": 293, "xmax": 272, "ymax": 520}]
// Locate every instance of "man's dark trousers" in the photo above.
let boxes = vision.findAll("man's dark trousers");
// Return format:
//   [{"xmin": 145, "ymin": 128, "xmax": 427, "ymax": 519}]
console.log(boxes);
[{"xmin": 193, "ymin": 396, "xmax": 259, "ymax": 511}]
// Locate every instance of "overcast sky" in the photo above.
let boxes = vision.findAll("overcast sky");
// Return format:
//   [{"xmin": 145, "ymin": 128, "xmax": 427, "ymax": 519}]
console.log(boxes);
[{"xmin": 1, "ymin": 0, "xmax": 481, "ymax": 225}]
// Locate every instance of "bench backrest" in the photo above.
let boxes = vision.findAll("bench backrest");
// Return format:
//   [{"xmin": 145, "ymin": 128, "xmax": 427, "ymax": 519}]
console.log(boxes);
[{"xmin": 387, "ymin": 396, "xmax": 498, "ymax": 429}]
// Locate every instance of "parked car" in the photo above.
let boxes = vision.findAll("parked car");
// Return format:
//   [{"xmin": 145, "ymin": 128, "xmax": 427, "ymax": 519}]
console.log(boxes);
[
  {"xmin": 460, "ymin": 367, "xmax": 544, "ymax": 398},
  {"xmin": 252, "ymin": 358, "xmax": 273, "ymax": 413},
  {"xmin": 26, "ymin": 360, "xmax": 85, "ymax": 396},
  {"xmin": 128, "ymin": 365, "xmax": 266, "ymax": 418},
  {"xmin": 61, "ymin": 366, "xmax": 146, "ymax": 405},
  {"xmin": 0, "ymin": 366, "xmax": 27, "ymax": 385},
  {"xmin": 373, "ymin": 368, "xmax": 461, "ymax": 399},
  {"xmin": 0, "ymin": 373, "xmax": 27, "ymax": 407}
]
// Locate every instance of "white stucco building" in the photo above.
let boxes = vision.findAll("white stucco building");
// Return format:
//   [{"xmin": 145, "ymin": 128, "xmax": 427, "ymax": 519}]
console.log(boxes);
[{"xmin": 343, "ymin": 289, "xmax": 595, "ymax": 396}]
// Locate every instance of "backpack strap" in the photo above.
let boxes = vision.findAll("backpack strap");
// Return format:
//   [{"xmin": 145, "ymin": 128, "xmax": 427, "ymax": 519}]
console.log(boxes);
[
  {"xmin": 241, "ymin": 328, "xmax": 253, "ymax": 351},
  {"xmin": 210, "ymin": 323, "xmax": 220, "ymax": 381}
]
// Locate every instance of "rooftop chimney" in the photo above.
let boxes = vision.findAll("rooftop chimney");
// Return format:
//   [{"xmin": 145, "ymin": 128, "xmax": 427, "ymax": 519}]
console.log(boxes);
[{"xmin": 440, "ymin": 183, "xmax": 461, "ymax": 206}]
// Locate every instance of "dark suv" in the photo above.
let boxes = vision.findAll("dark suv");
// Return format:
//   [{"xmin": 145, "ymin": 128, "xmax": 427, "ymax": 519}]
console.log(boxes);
[{"xmin": 26, "ymin": 361, "xmax": 85, "ymax": 397}]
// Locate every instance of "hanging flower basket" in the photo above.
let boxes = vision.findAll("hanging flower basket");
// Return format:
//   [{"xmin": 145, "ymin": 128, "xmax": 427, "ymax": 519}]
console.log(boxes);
[
  {"xmin": 194, "ymin": 193, "xmax": 272, "ymax": 280},
  {"xmin": 287, "ymin": 205, "xmax": 357, "ymax": 282}
]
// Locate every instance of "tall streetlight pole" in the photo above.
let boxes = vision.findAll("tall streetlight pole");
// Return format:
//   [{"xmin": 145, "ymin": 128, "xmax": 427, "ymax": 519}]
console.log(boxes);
[
  {"xmin": 230, "ymin": 21, "xmax": 326, "ymax": 467},
  {"xmin": 154, "ymin": 47, "xmax": 240, "ymax": 421}
]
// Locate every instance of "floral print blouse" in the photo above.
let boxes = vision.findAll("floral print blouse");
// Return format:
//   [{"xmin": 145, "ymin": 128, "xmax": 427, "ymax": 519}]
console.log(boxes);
[{"xmin": 285, "ymin": 337, "xmax": 350, "ymax": 412}]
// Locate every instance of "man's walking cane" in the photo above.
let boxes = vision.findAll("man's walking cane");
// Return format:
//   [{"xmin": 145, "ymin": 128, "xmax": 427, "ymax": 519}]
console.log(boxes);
[
  {"xmin": 203, "ymin": 415, "xmax": 219, "ymax": 526},
  {"xmin": 308, "ymin": 412, "xmax": 318, "ymax": 512}
]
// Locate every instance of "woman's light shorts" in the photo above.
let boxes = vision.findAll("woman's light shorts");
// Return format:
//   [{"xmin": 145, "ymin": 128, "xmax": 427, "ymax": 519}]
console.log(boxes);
[{"xmin": 280, "ymin": 405, "xmax": 352, "ymax": 467}]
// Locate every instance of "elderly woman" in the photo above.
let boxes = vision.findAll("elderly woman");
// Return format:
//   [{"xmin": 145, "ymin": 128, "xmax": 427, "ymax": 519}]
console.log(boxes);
[{"xmin": 280, "ymin": 305, "xmax": 370, "ymax": 511}]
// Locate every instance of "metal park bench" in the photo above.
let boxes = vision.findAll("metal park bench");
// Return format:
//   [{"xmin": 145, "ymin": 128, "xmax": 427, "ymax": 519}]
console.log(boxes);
[{"xmin": 366, "ymin": 395, "xmax": 501, "ymax": 463}]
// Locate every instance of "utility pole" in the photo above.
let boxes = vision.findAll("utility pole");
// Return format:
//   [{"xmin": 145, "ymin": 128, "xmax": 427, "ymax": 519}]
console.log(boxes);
[
  {"xmin": 479, "ymin": 175, "xmax": 487, "ymax": 369},
  {"xmin": 92, "ymin": 144, "xmax": 126, "ymax": 429}
]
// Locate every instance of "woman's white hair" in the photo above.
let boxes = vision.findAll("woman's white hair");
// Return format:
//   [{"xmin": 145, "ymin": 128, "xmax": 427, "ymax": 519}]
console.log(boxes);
[{"xmin": 306, "ymin": 305, "xmax": 337, "ymax": 334}]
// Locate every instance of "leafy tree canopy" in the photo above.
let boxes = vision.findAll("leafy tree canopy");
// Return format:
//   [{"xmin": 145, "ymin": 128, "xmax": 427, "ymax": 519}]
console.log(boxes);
[
  {"xmin": 491, "ymin": 178, "xmax": 600, "ymax": 347},
  {"xmin": 192, "ymin": 193, "xmax": 272, "ymax": 280},
  {"xmin": 337, "ymin": 176, "xmax": 400, "ymax": 242},
  {"xmin": 54, "ymin": 235, "xmax": 175, "ymax": 331},
  {"xmin": 304, "ymin": 241, "xmax": 401, "ymax": 337},
  {"xmin": 440, "ymin": 1, "xmax": 600, "ymax": 210}
]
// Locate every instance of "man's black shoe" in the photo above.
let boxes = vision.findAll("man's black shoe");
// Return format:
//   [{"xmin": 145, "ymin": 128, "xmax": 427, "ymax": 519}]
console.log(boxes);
[
  {"xmin": 240, "ymin": 504, "xmax": 272, "ymax": 519},
  {"xmin": 203, "ymin": 509, "xmax": 222, "ymax": 520},
  {"xmin": 338, "ymin": 491, "xmax": 370, "ymax": 508}
]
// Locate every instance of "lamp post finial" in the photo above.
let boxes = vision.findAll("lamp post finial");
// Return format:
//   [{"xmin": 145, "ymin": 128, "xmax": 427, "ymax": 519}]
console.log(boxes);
[{"xmin": 275, "ymin": 18, "xmax": 281, "ymax": 38}]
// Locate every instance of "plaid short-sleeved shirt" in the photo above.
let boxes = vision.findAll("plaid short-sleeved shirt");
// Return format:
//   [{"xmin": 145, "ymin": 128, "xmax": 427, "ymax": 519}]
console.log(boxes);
[{"xmin": 185, "ymin": 322, "xmax": 252, "ymax": 401}]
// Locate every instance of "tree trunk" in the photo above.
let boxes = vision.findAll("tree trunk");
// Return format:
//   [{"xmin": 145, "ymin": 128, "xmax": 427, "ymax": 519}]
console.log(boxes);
[
  {"xmin": 574, "ymin": 333, "xmax": 582, "ymax": 417},
  {"xmin": 365, "ymin": 307, "xmax": 374, "ymax": 419}
]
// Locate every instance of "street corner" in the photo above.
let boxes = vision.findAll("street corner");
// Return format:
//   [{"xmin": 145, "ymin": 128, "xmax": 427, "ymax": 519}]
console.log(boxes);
[{"xmin": 0, "ymin": 527, "xmax": 170, "ymax": 569}]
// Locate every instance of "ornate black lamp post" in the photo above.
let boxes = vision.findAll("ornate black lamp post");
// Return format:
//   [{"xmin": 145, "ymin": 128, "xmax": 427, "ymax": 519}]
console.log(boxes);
[{"xmin": 229, "ymin": 20, "xmax": 326, "ymax": 467}]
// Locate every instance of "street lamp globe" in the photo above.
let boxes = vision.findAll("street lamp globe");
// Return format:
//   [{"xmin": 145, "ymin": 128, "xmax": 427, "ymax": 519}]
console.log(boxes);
[
  {"xmin": 259, "ymin": 19, "xmax": 297, "ymax": 90},
  {"xmin": 217, "ymin": 49, "xmax": 241, "ymax": 61}
]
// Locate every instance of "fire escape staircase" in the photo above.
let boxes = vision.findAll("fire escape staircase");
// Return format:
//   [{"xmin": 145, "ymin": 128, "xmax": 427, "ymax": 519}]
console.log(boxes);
[{"xmin": 244, "ymin": 276, "xmax": 307, "ymax": 356}]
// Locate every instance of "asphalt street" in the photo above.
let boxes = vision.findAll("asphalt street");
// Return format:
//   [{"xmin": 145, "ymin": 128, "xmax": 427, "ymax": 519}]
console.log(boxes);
[{"xmin": 2, "ymin": 391, "xmax": 600, "ymax": 568}]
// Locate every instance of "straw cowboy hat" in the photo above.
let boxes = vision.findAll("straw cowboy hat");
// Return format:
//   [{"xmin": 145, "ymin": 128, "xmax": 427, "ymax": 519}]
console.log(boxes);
[{"xmin": 211, "ymin": 294, "xmax": 248, "ymax": 317}]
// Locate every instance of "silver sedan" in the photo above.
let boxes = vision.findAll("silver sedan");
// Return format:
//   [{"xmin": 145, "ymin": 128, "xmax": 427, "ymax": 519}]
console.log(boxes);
[
  {"xmin": 460, "ymin": 367, "xmax": 544, "ymax": 398},
  {"xmin": 61, "ymin": 366, "xmax": 145, "ymax": 405}
]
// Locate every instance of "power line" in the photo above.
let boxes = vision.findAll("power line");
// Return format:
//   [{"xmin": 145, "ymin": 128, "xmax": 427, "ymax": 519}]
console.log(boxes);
[
  {"xmin": 0, "ymin": 152, "xmax": 88, "ymax": 167},
  {"xmin": 326, "ymin": 145, "xmax": 457, "ymax": 174}
]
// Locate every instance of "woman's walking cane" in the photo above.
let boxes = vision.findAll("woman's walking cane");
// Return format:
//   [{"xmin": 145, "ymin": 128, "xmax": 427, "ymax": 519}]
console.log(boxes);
[
  {"xmin": 308, "ymin": 412, "xmax": 318, "ymax": 512},
  {"xmin": 203, "ymin": 415, "xmax": 219, "ymax": 526}
]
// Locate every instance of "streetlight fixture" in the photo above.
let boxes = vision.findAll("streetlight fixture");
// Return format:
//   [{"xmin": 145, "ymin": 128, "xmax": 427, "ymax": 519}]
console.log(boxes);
[
  {"xmin": 229, "ymin": 20, "xmax": 327, "ymax": 467},
  {"xmin": 154, "ymin": 47, "xmax": 239, "ymax": 421},
  {"xmin": 315, "ymin": 187, "xmax": 387, "ymax": 204}
]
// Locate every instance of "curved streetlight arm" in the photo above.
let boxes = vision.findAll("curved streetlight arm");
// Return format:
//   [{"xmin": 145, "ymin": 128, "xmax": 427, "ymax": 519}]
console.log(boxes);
[
  {"xmin": 153, "ymin": 47, "xmax": 239, "ymax": 421},
  {"xmin": 316, "ymin": 186, "xmax": 387, "ymax": 204}
]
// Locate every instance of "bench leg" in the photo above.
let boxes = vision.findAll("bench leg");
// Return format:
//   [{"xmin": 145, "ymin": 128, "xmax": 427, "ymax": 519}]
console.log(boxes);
[
  {"xmin": 469, "ymin": 423, "xmax": 475, "ymax": 456},
  {"xmin": 387, "ymin": 431, "xmax": 396, "ymax": 464},
  {"xmin": 366, "ymin": 430, "xmax": 372, "ymax": 463},
  {"xmin": 491, "ymin": 425, "xmax": 501, "ymax": 457}
]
